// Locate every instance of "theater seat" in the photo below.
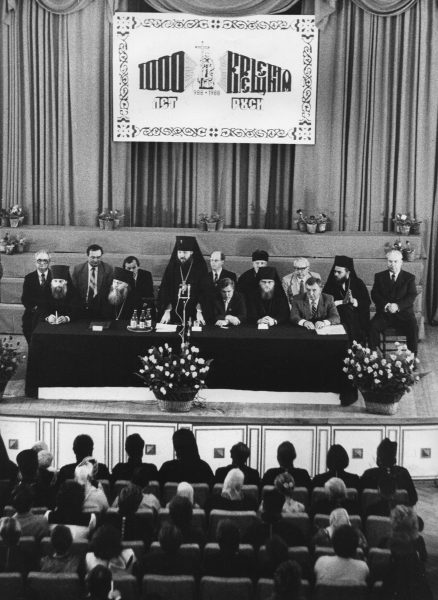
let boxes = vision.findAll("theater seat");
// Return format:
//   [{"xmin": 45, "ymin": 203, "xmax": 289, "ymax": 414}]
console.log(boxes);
[
  {"xmin": 361, "ymin": 488, "xmax": 409, "ymax": 513},
  {"xmin": 208, "ymin": 510, "xmax": 257, "ymax": 541},
  {"xmin": 213, "ymin": 484, "xmax": 260, "ymax": 504},
  {"xmin": 261, "ymin": 486, "xmax": 310, "ymax": 510},
  {"xmin": 255, "ymin": 578, "xmax": 274, "ymax": 600},
  {"xmin": 158, "ymin": 507, "xmax": 206, "ymax": 531},
  {"xmin": 0, "ymin": 573, "xmax": 24, "ymax": 600},
  {"xmin": 365, "ymin": 516, "xmax": 391, "ymax": 547},
  {"xmin": 311, "ymin": 487, "xmax": 358, "ymax": 507},
  {"xmin": 40, "ymin": 535, "xmax": 89, "ymax": 559},
  {"xmin": 281, "ymin": 513, "xmax": 311, "ymax": 543},
  {"xmin": 200, "ymin": 576, "xmax": 253, "ymax": 600},
  {"xmin": 142, "ymin": 574, "xmax": 196, "ymax": 600},
  {"xmin": 368, "ymin": 547, "xmax": 391, "ymax": 581},
  {"xmin": 313, "ymin": 513, "xmax": 363, "ymax": 530},
  {"xmin": 27, "ymin": 572, "xmax": 83, "ymax": 600},
  {"xmin": 112, "ymin": 573, "xmax": 139, "ymax": 600},
  {"xmin": 314, "ymin": 584, "xmax": 368, "ymax": 600}
]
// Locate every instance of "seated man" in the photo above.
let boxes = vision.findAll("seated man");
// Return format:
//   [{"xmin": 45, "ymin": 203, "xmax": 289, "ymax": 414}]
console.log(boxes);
[
  {"xmin": 369, "ymin": 249, "xmax": 418, "ymax": 354},
  {"xmin": 290, "ymin": 276, "xmax": 340, "ymax": 330},
  {"xmin": 212, "ymin": 278, "xmax": 246, "ymax": 326},
  {"xmin": 323, "ymin": 255, "xmax": 370, "ymax": 343},
  {"xmin": 123, "ymin": 255, "xmax": 154, "ymax": 308},
  {"xmin": 200, "ymin": 251, "xmax": 237, "ymax": 322},
  {"xmin": 214, "ymin": 442, "xmax": 260, "ymax": 486},
  {"xmin": 36, "ymin": 265, "xmax": 79, "ymax": 325},
  {"xmin": 21, "ymin": 249, "xmax": 52, "ymax": 343},
  {"xmin": 246, "ymin": 266, "xmax": 289, "ymax": 326},
  {"xmin": 282, "ymin": 257, "xmax": 320, "ymax": 305},
  {"xmin": 101, "ymin": 267, "xmax": 139, "ymax": 321},
  {"xmin": 237, "ymin": 249, "xmax": 270, "ymax": 299},
  {"xmin": 57, "ymin": 434, "xmax": 110, "ymax": 487}
]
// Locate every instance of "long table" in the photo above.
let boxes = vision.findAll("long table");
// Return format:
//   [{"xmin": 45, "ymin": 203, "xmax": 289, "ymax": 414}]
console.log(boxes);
[{"xmin": 25, "ymin": 321, "xmax": 351, "ymax": 397}]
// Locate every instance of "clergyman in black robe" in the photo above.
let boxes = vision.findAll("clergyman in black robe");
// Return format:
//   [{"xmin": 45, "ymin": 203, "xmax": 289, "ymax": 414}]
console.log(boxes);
[{"xmin": 246, "ymin": 266, "xmax": 290, "ymax": 326}]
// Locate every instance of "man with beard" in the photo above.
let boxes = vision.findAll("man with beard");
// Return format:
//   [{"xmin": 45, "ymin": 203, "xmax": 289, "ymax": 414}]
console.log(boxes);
[
  {"xmin": 237, "ymin": 249, "xmax": 270, "ymax": 299},
  {"xmin": 21, "ymin": 249, "xmax": 52, "ymax": 343},
  {"xmin": 290, "ymin": 277, "xmax": 340, "ymax": 330},
  {"xmin": 36, "ymin": 265, "xmax": 79, "ymax": 324},
  {"xmin": 323, "ymin": 255, "xmax": 371, "ymax": 344},
  {"xmin": 246, "ymin": 266, "xmax": 290, "ymax": 326},
  {"xmin": 158, "ymin": 236, "xmax": 208, "ymax": 324},
  {"xmin": 102, "ymin": 267, "xmax": 139, "ymax": 321}
]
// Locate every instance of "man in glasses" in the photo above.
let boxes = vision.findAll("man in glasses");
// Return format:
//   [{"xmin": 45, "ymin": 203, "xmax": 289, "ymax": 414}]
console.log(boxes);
[
  {"xmin": 282, "ymin": 257, "xmax": 320, "ymax": 306},
  {"xmin": 21, "ymin": 249, "xmax": 52, "ymax": 344}
]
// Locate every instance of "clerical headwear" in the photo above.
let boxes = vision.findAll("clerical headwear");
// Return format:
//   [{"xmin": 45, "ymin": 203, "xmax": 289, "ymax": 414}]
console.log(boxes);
[
  {"xmin": 176, "ymin": 236, "xmax": 196, "ymax": 252},
  {"xmin": 334, "ymin": 255, "xmax": 354, "ymax": 272},
  {"xmin": 376, "ymin": 438, "xmax": 397, "ymax": 468},
  {"xmin": 252, "ymin": 249, "xmax": 269, "ymax": 262},
  {"xmin": 50, "ymin": 265, "xmax": 70, "ymax": 280},
  {"xmin": 113, "ymin": 266, "xmax": 133, "ymax": 286},
  {"xmin": 256, "ymin": 266, "xmax": 277, "ymax": 281}
]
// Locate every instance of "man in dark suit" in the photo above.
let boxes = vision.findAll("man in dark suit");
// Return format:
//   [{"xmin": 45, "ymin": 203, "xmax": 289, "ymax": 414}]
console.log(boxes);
[
  {"xmin": 201, "ymin": 250, "xmax": 237, "ymax": 321},
  {"xmin": 214, "ymin": 442, "xmax": 260, "ymax": 486},
  {"xmin": 207, "ymin": 250, "xmax": 237, "ymax": 285},
  {"xmin": 123, "ymin": 255, "xmax": 154, "ymax": 308},
  {"xmin": 71, "ymin": 244, "xmax": 113, "ymax": 318},
  {"xmin": 57, "ymin": 434, "xmax": 110, "ymax": 487},
  {"xmin": 21, "ymin": 249, "xmax": 52, "ymax": 343},
  {"xmin": 212, "ymin": 277, "xmax": 246, "ymax": 326},
  {"xmin": 290, "ymin": 276, "xmax": 340, "ymax": 330},
  {"xmin": 369, "ymin": 249, "xmax": 418, "ymax": 353}
]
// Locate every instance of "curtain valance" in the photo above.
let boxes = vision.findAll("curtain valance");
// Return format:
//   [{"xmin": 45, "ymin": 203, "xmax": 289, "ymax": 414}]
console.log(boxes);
[
  {"xmin": 316, "ymin": 0, "xmax": 420, "ymax": 29},
  {"xmin": 144, "ymin": 0, "xmax": 301, "ymax": 16}
]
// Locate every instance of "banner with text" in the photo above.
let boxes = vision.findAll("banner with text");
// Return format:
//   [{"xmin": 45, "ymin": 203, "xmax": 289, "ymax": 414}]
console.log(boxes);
[{"xmin": 113, "ymin": 13, "xmax": 318, "ymax": 145}]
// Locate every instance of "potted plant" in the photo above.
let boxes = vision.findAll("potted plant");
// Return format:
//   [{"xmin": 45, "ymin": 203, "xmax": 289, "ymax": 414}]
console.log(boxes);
[
  {"xmin": 409, "ymin": 217, "xmax": 422, "ymax": 235},
  {"xmin": 0, "ymin": 208, "xmax": 9, "ymax": 227},
  {"xmin": 343, "ymin": 341, "xmax": 419, "ymax": 415},
  {"xmin": 393, "ymin": 213, "xmax": 412, "ymax": 235},
  {"xmin": 16, "ymin": 234, "xmax": 27, "ymax": 254},
  {"xmin": 316, "ymin": 213, "xmax": 329, "ymax": 232},
  {"xmin": 306, "ymin": 215, "xmax": 317, "ymax": 234},
  {"xmin": 98, "ymin": 208, "xmax": 123, "ymax": 230},
  {"xmin": 0, "ymin": 232, "xmax": 9, "ymax": 252},
  {"xmin": 384, "ymin": 239, "xmax": 416, "ymax": 262},
  {"xmin": 295, "ymin": 209, "xmax": 307, "ymax": 232},
  {"xmin": 0, "ymin": 336, "xmax": 25, "ymax": 396},
  {"xmin": 198, "ymin": 212, "xmax": 222, "ymax": 232},
  {"xmin": 136, "ymin": 342, "xmax": 212, "ymax": 412},
  {"xmin": 8, "ymin": 205, "xmax": 24, "ymax": 227}
]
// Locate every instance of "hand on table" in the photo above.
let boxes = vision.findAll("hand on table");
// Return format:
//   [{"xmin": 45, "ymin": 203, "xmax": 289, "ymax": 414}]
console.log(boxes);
[
  {"xmin": 314, "ymin": 320, "xmax": 326, "ymax": 330},
  {"xmin": 196, "ymin": 310, "xmax": 206, "ymax": 326},
  {"xmin": 303, "ymin": 320, "xmax": 315, "ymax": 330},
  {"xmin": 226, "ymin": 315, "xmax": 240, "ymax": 326},
  {"xmin": 160, "ymin": 309, "xmax": 171, "ymax": 324}
]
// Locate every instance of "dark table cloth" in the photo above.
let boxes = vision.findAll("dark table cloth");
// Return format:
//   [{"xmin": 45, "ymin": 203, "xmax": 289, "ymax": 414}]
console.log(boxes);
[{"xmin": 25, "ymin": 321, "xmax": 350, "ymax": 396}]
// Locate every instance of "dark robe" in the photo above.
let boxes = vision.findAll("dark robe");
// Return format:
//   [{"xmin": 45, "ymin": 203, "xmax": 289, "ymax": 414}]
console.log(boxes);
[
  {"xmin": 246, "ymin": 286, "xmax": 290, "ymax": 325},
  {"xmin": 360, "ymin": 465, "xmax": 418, "ymax": 505},
  {"xmin": 101, "ymin": 288, "xmax": 141, "ymax": 321},
  {"xmin": 323, "ymin": 275, "xmax": 371, "ymax": 343},
  {"xmin": 35, "ymin": 283, "xmax": 80, "ymax": 323},
  {"xmin": 158, "ymin": 257, "xmax": 208, "ymax": 323}
]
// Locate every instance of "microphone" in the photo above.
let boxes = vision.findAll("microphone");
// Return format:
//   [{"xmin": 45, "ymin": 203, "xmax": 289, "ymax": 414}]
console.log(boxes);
[{"xmin": 178, "ymin": 283, "xmax": 191, "ymax": 300}]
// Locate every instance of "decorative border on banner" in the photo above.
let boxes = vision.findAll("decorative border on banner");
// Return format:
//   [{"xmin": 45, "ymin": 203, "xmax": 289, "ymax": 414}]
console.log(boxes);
[{"xmin": 114, "ymin": 15, "xmax": 316, "ymax": 143}]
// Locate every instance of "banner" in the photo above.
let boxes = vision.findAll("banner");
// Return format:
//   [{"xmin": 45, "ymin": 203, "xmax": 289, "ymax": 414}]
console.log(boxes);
[{"xmin": 113, "ymin": 13, "xmax": 318, "ymax": 145}]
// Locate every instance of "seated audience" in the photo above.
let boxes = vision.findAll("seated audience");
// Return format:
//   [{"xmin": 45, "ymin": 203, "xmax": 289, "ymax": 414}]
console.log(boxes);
[
  {"xmin": 312, "ymin": 444, "xmax": 360, "ymax": 490},
  {"xmin": 75, "ymin": 461, "xmax": 109, "ymax": 513},
  {"xmin": 11, "ymin": 484, "xmax": 49, "ymax": 541},
  {"xmin": 168, "ymin": 495, "xmax": 206, "ymax": 547},
  {"xmin": 166, "ymin": 481, "xmax": 199, "ymax": 508},
  {"xmin": 273, "ymin": 472, "xmax": 305, "ymax": 514},
  {"xmin": 106, "ymin": 483, "xmax": 154, "ymax": 546},
  {"xmin": 0, "ymin": 516, "xmax": 36, "ymax": 574},
  {"xmin": 158, "ymin": 428, "xmax": 214, "ymax": 486},
  {"xmin": 312, "ymin": 508, "xmax": 368, "ymax": 554},
  {"xmin": 262, "ymin": 441, "xmax": 311, "ymax": 489},
  {"xmin": 201, "ymin": 519, "xmax": 255, "ymax": 579},
  {"xmin": 40, "ymin": 524, "xmax": 82, "ymax": 574},
  {"xmin": 360, "ymin": 438, "xmax": 417, "ymax": 505},
  {"xmin": 378, "ymin": 505, "xmax": 427, "ymax": 563},
  {"xmin": 290, "ymin": 276, "xmax": 340, "ymax": 331},
  {"xmin": 258, "ymin": 534, "xmax": 289, "ymax": 579},
  {"xmin": 364, "ymin": 474, "xmax": 400, "ymax": 518},
  {"xmin": 211, "ymin": 277, "xmax": 246, "ymax": 326},
  {"xmin": 36, "ymin": 264, "xmax": 80, "ymax": 325},
  {"xmin": 243, "ymin": 489, "xmax": 306, "ymax": 549},
  {"xmin": 57, "ymin": 434, "xmax": 110, "ymax": 487},
  {"xmin": 142, "ymin": 522, "xmax": 199, "ymax": 576},
  {"xmin": 15, "ymin": 448, "xmax": 55, "ymax": 508},
  {"xmin": 112, "ymin": 471, "xmax": 160, "ymax": 513},
  {"xmin": 310, "ymin": 477, "xmax": 359, "ymax": 517},
  {"xmin": 110, "ymin": 433, "xmax": 158, "ymax": 486},
  {"xmin": 246, "ymin": 266, "xmax": 290, "ymax": 326},
  {"xmin": 282, "ymin": 257, "xmax": 321, "ymax": 305},
  {"xmin": 86, "ymin": 564, "xmax": 122, "ymax": 600},
  {"xmin": 101, "ymin": 267, "xmax": 139, "ymax": 321},
  {"xmin": 314, "ymin": 524, "xmax": 369, "ymax": 586},
  {"xmin": 269, "ymin": 559, "xmax": 304, "ymax": 600},
  {"xmin": 86, "ymin": 524, "xmax": 137, "ymax": 575},
  {"xmin": 205, "ymin": 468, "xmax": 258, "ymax": 513},
  {"xmin": 37, "ymin": 449, "xmax": 57, "ymax": 488},
  {"xmin": 214, "ymin": 442, "xmax": 261, "ymax": 486},
  {"xmin": 47, "ymin": 480, "xmax": 96, "ymax": 537}
]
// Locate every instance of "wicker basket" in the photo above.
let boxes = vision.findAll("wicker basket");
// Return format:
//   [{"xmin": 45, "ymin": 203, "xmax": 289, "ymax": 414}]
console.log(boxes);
[
  {"xmin": 361, "ymin": 390, "xmax": 403, "ymax": 415},
  {"xmin": 154, "ymin": 389, "xmax": 197, "ymax": 413}
]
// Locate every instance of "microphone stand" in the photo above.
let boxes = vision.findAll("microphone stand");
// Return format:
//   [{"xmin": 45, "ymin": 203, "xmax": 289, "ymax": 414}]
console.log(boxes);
[{"xmin": 177, "ymin": 283, "xmax": 191, "ymax": 346}]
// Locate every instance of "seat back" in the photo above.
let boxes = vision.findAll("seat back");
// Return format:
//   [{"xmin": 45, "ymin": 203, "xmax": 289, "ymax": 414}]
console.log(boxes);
[
  {"xmin": 208, "ymin": 510, "xmax": 257, "ymax": 541},
  {"xmin": 27, "ymin": 572, "xmax": 83, "ymax": 600},
  {"xmin": 162, "ymin": 482, "xmax": 179, "ymax": 505},
  {"xmin": 142, "ymin": 574, "xmax": 196, "ymax": 600},
  {"xmin": 255, "ymin": 578, "xmax": 274, "ymax": 600},
  {"xmin": 0, "ymin": 572, "xmax": 24, "ymax": 600},
  {"xmin": 158, "ymin": 507, "xmax": 206, "ymax": 531},
  {"xmin": 112, "ymin": 573, "xmax": 139, "ymax": 600},
  {"xmin": 365, "ymin": 516, "xmax": 391, "ymax": 547},
  {"xmin": 122, "ymin": 539, "xmax": 146, "ymax": 563},
  {"xmin": 113, "ymin": 479, "xmax": 131, "ymax": 500},
  {"xmin": 311, "ymin": 487, "xmax": 357, "ymax": 507},
  {"xmin": 213, "ymin": 484, "xmax": 260, "ymax": 504},
  {"xmin": 191, "ymin": 483, "xmax": 210, "ymax": 508},
  {"xmin": 282, "ymin": 513, "xmax": 311, "ymax": 543},
  {"xmin": 313, "ymin": 513, "xmax": 363, "ymax": 531},
  {"xmin": 314, "ymin": 584, "xmax": 368, "ymax": 600},
  {"xmin": 200, "ymin": 576, "xmax": 253, "ymax": 600},
  {"xmin": 40, "ymin": 536, "xmax": 89, "ymax": 559},
  {"xmin": 368, "ymin": 547, "xmax": 391, "ymax": 581}
]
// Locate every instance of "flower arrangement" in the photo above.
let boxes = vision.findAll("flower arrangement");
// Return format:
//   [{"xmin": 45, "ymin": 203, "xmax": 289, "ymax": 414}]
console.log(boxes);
[
  {"xmin": 316, "ymin": 213, "xmax": 329, "ymax": 224},
  {"xmin": 393, "ymin": 213, "xmax": 412, "ymax": 227},
  {"xmin": 0, "ymin": 233, "xmax": 26, "ymax": 254},
  {"xmin": 199, "ymin": 211, "xmax": 223, "ymax": 224},
  {"xmin": 384, "ymin": 239, "xmax": 416, "ymax": 262},
  {"xmin": 8, "ymin": 205, "xmax": 24, "ymax": 218},
  {"xmin": 343, "ymin": 342, "xmax": 419, "ymax": 397},
  {"xmin": 98, "ymin": 208, "xmax": 123, "ymax": 221},
  {"xmin": 136, "ymin": 342, "xmax": 213, "ymax": 403},
  {"xmin": 0, "ymin": 336, "xmax": 25, "ymax": 389}
]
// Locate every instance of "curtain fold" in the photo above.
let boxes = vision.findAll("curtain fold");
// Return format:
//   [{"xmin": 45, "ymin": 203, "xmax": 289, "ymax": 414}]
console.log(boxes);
[
  {"xmin": 35, "ymin": 0, "xmax": 95, "ymax": 14},
  {"xmin": 144, "ymin": 0, "xmax": 301, "ymax": 16}
]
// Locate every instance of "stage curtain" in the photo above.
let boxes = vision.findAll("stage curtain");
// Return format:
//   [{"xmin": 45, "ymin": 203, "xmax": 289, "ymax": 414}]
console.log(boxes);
[
  {"xmin": 144, "ymin": 0, "xmax": 301, "ymax": 16},
  {"xmin": 316, "ymin": 0, "xmax": 420, "ymax": 29}
]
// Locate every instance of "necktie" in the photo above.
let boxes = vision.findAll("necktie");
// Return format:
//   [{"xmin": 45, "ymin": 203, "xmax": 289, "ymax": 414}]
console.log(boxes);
[
  {"xmin": 214, "ymin": 272, "xmax": 218, "ymax": 283},
  {"xmin": 40, "ymin": 272, "xmax": 46, "ymax": 286},
  {"xmin": 312, "ymin": 300, "xmax": 317, "ymax": 319},
  {"xmin": 391, "ymin": 273, "xmax": 396, "ymax": 284},
  {"xmin": 299, "ymin": 279, "xmax": 305, "ymax": 295},
  {"xmin": 89, "ymin": 267, "xmax": 97, "ymax": 298}
]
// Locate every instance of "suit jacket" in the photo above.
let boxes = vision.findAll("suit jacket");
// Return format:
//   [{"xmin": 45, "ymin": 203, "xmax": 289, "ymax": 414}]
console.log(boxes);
[
  {"xmin": 71, "ymin": 261, "xmax": 113, "ymax": 303},
  {"xmin": 200, "ymin": 269, "xmax": 237, "ymax": 322},
  {"xmin": 21, "ymin": 270, "xmax": 53, "ymax": 339},
  {"xmin": 212, "ymin": 291, "xmax": 247, "ymax": 324},
  {"xmin": 371, "ymin": 270, "xmax": 417, "ymax": 316},
  {"xmin": 282, "ymin": 271, "xmax": 321, "ymax": 304},
  {"xmin": 290, "ymin": 292, "xmax": 340, "ymax": 325},
  {"xmin": 214, "ymin": 463, "xmax": 260, "ymax": 486}
]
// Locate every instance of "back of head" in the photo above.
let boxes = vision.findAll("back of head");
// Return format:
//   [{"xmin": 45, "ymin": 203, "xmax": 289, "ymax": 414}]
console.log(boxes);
[
  {"xmin": 125, "ymin": 433, "xmax": 144, "ymax": 460},
  {"xmin": 273, "ymin": 560, "xmax": 302, "ymax": 599},
  {"xmin": 265, "ymin": 535, "xmax": 289, "ymax": 568},
  {"xmin": 217, "ymin": 519, "xmax": 240, "ymax": 554},
  {"xmin": 91, "ymin": 525, "xmax": 122, "ymax": 561},
  {"xmin": 377, "ymin": 438, "xmax": 397, "ymax": 469},
  {"xmin": 0, "ymin": 517, "xmax": 21, "ymax": 547},
  {"xmin": 390, "ymin": 505, "xmax": 419, "ymax": 540},
  {"xmin": 56, "ymin": 480, "xmax": 85, "ymax": 517},
  {"xmin": 86, "ymin": 565, "xmax": 112, "ymax": 600},
  {"xmin": 38, "ymin": 450, "xmax": 53, "ymax": 469},
  {"xmin": 277, "ymin": 441, "xmax": 296, "ymax": 468},
  {"xmin": 169, "ymin": 495, "xmax": 193, "ymax": 529},
  {"xmin": 31, "ymin": 441, "xmax": 48, "ymax": 453},
  {"xmin": 73, "ymin": 434, "xmax": 94, "ymax": 461},
  {"xmin": 176, "ymin": 481, "xmax": 194, "ymax": 505},
  {"xmin": 332, "ymin": 524, "xmax": 358, "ymax": 558},
  {"xmin": 74, "ymin": 461, "xmax": 94, "ymax": 486},
  {"xmin": 172, "ymin": 428, "xmax": 199, "ymax": 461},
  {"xmin": 274, "ymin": 472, "xmax": 295, "ymax": 498},
  {"xmin": 16, "ymin": 449, "xmax": 38, "ymax": 481},
  {"xmin": 11, "ymin": 484, "xmax": 34, "ymax": 514},
  {"xmin": 222, "ymin": 468, "xmax": 244, "ymax": 499},
  {"xmin": 230, "ymin": 442, "xmax": 250, "ymax": 467},
  {"xmin": 159, "ymin": 522, "xmax": 182, "ymax": 555},
  {"xmin": 51, "ymin": 524, "xmax": 73, "ymax": 555},
  {"xmin": 324, "ymin": 477, "xmax": 347, "ymax": 502},
  {"xmin": 262, "ymin": 489, "xmax": 285, "ymax": 521},
  {"xmin": 118, "ymin": 483, "xmax": 143, "ymax": 516},
  {"xmin": 329, "ymin": 508, "xmax": 350, "ymax": 530},
  {"xmin": 326, "ymin": 444, "xmax": 349, "ymax": 473}
]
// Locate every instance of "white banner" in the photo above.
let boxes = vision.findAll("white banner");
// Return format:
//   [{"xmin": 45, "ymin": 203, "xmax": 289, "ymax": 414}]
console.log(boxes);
[{"xmin": 113, "ymin": 13, "xmax": 318, "ymax": 145}]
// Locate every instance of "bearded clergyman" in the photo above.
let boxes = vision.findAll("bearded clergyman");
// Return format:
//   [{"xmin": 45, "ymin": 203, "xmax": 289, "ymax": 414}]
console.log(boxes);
[
  {"xmin": 102, "ymin": 267, "xmax": 139, "ymax": 320},
  {"xmin": 246, "ymin": 266, "xmax": 290, "ymax": 326},
  {"xmin": 37, "ymin": 264, "xmax": 80, "ymax": 325}
]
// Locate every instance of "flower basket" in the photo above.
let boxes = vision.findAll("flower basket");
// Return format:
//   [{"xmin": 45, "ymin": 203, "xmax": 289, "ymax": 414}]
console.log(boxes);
[
  {"xmin": 297, "ymin": 221, "xmax": 307, "ymax": 232},
  {"xmin": 361, "ymin": 390, "xmax": 404, "ymax": 415},
  {"xmin": 98, "ymin": 218, "xmax": 105, "ymax": 230},
  {"xmin": 403, "ymin": 249, "xmax": 416, "ymax": 262},
  {"xmin": 154, "ymin": 389, "xmax": 198, "ymax": 412},
  {"xmin": 317, "ymin": 222, "xmax": 326, "ymax": 233},
  {"xmin": 396, "ymin": 224, "xmax": 411, "ymax": 235},
  {"xmin": 1, "ymin": 217, "xmax": 8, "ymax": 227},
  {"xmin": 306, "ymin": 223, "xmax": 317, "ymax": 234},
  {"xmin": 9, "ymin": 216, "xmax": 24, "ymax": 228},
  {"xmin": 206, "ymin": 221, "xmax": 217, "ymax": 232},
  {"xmin": 103, "ymin": 220, "xmax": 115, "ymax": 230},
  {"xmin": 410, "ymin": 222, "xmax": 421, "ymax": 235}
]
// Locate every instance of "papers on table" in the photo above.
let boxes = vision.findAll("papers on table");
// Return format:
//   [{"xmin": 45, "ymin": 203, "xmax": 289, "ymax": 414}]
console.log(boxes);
[
  {"xmin": 315, "ymin": 324, "xmax": 346, "ymax": 335},
  {"xmin": 155, "ymin": 323, "xmax": 178, "ymax": 332}
]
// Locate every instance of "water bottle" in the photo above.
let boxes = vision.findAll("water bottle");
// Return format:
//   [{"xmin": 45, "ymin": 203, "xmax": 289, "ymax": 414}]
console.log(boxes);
[
  {"xmin": 145, "ymin": 308, "xmax": 152, "ymax": 329},
  {"xmin": 139, "ymin": 309, "xmax": 146, "ymax": 329},
  {"xmin": 130, "ymin": 310, "xmax": 138, "ymax": 328}
]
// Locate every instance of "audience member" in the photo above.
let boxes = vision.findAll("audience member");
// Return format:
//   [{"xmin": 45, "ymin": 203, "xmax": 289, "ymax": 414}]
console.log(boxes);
[
  {"xmin": 112, "ymin": 472, "xmax": 160, "ymax": 513},
  {"xmin": 86, "ymin": 564, "xmax": 122, "ymax": 600},
  {"xmin": 311, "ymin": 508, "xmax": 368, "ymax": 554},
  {"xmin": 11, "ymin": 484, "xmax": 49, "ymax": 541},
  {"xmin": 290, "ymin": 277, "xmax": 340, "ymax": 331},
  {"xmin": 378, "ymin": 505, "xmax": 427, "ymax": 563},
  {"xmin": 21, "ymin": 249, "xmax": 52, "ymax": 343},
  {"xmin": 269, "ymin": 559, "xmax": 304, "ymax": 600},
  {"xmin": 142, "ymin": 522, "xmax": 199, "ymax": 576},
  {"xmin": 369, "ymin": 249, "xmax": 418, "ymax": 354},
  {"xmin": 0, "ymin": 432, "xmax": 18, "ymax": 483},
  {"xmin": 86, "ymin": 524, "xmax": 136, "ymax": 575},
  {"xmin": 313, "ymin": 524, "xmax": 369, "ymax": 586},
  {"xmin": 206, "ymin": 468, "xmax": 258, "ymax": 513},
  {"xmin": 47, "ymin": 480, "xmax": 96, "ymax": 537},
  {"xmin": 123, "ymin": 255, "xmax": 154, "ymax": 309},
  {"xmin": 360, "ymin": 438, "xmax": 417, "ymax": 505},
  {"xmin": 262, "ymin": 441, "xmax": 311, "ymax": 489},
  {"xmin": 273, "ymin": 472, "xmax": 305, "ymax": 514},
  {"xmin": 310, "ymin": 477, "xmax": 359, "ymax": 517},
  {"xmin": 364, "ymin": 474, "xmax": 399, "ymax": 518},
  {"xmin": 211, "ymin": 277, "xmax": 246, "ymax": 326},
  {"xmin": 36, "ymin": 449, "xmax": 57, "ymax": 491},
  {"xmin": 36, "ymin": 264, "xmax": 80, "ymax": 325},
  {"xmin": 258, "ymin": 534, "xmax": 289, "ymax": 579},
  {"xmin": 71, "ymin": 244, "xmax": 113, "ymax": 318},
  {"xmin": 110, "ymin": 433, "xmax": 158, "ymax": 485},
  {"xmin": 106, "ymin": 483, "xmax": 154, "ymax": 546},
  {"xmin": 40, "ymin": 524, "xmax": 82, "ymax": 574},
  {"xmin": 57, "ymin": 434, "xmax": 110, "ymax": 487},
  {"xmin": 312, "ymin": 444, "xmax": 360, "ymax": 490},
  {"xmin": 246, "ymin": 266, "xmax": 290, "ymax": 326},
  {"xmin": 323, "ymin": 255, "xmax": 371, "ymax": 343},
  {"xmin": 101, "ymin": 267, "xmax": 139, "ymax": 320},
  {"xmin": 168, "ymin": 495, "xmax": 206, "ymax": 547},
  {"xmin": 0, "ymin": 516, "xmax": 36, "ymax": 574},
  {"xmin": 15, "ymin": 448, "xmax": 55, "ymax": 508},
  {"xmin": 158, "ymin": 428, "xmax": 214, "ymax": 486},
  {"xmin": 75, "ymin": 461, "xmax": 109, "ymax": 513},
  {"xmin": 202, "ymin": 519, "xmax": 255, "ymax": 579},
  {"xmin": 282, "ymin": 257, "xmax": 320, "ymax": 305},
  {"xmin": 165, "ymin": 481, "xmax": 199, "ymax": 508},
  {"xmin": 214, "ymin": 442, "xmax": 261, "ymax": 486}
]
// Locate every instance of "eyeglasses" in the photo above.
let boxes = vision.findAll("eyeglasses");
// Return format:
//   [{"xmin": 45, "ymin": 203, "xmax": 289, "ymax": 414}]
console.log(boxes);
[{"xmin": 36, "ymin": 259, "xmax": 49, "ymax": 264}]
